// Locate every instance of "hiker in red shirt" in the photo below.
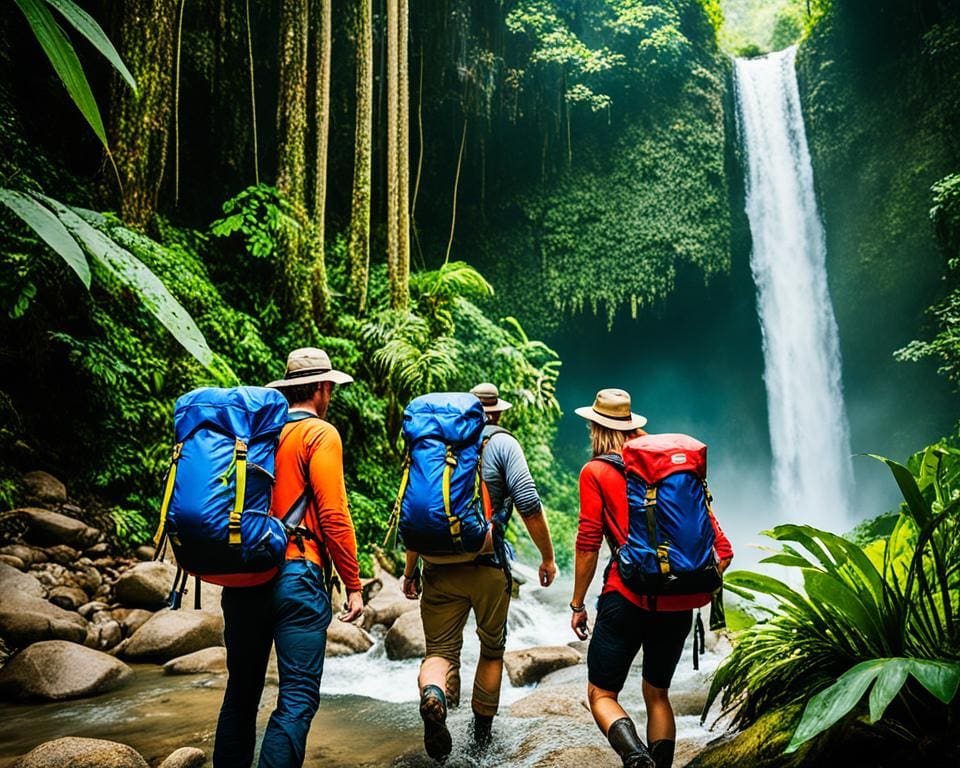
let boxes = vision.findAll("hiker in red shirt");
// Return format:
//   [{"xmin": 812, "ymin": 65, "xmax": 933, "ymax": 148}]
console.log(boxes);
[
  {"xmin": 569, "ymin": 389, "xmax": 733, "ymax": 768},
  {"xmin": 213, "ymin": 348, "xmax": 364, "ymax": 768}
]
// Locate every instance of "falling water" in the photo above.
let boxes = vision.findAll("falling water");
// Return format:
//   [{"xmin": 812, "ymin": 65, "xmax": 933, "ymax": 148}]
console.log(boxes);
[{"xmin": 735, "ymin": 47, "xmax": 852, "ymax": 529}]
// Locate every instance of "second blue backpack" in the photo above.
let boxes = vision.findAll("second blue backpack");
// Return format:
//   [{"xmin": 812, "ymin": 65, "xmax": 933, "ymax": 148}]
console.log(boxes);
[{"xmin": 394, "ymin": 392, "xmax": 490, "ymax": 556}]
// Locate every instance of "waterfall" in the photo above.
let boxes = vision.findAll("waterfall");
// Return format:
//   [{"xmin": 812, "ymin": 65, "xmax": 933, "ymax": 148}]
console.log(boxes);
[{"xmin": 734, "ymin": 47, "xmax": 852, "ymax": 530}]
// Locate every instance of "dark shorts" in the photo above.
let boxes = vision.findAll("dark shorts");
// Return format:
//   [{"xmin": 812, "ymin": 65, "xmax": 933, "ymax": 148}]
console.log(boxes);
[{"xmin": 587, "ymin": 591, "xmax": 692, "ymax": 692}]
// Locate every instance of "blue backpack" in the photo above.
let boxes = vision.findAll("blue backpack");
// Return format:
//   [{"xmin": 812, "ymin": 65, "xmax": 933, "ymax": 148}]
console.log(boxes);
[
  {"xmin": 152, "ymin": 387, "xmax": 311, "ymax": 597},
  {"xmin": 388, "ymin": 393, "xmax": 492, "ymax": 556},
  {"xmin": 612, "ymin": 433, "xmax": 721, "ymax": 596}
]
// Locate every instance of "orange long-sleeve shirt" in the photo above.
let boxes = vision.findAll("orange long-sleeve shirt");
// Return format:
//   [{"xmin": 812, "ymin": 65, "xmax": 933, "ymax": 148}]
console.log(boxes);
[
  {"xmin": 271, "ymin": 413, "xmax": 362, "ymax": 594},
  {"xmin": 577, "ymin": 458, "xmax": 733, "ymax": 611}
]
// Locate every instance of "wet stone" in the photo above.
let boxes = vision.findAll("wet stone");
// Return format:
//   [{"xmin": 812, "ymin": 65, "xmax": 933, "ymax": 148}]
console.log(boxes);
[
  {"xmin": 0, "ymin": 641, "xmax": 132, "ymax": 701},
  {"xmin": 21, "ymin": 470, "xmax": 67, "ymax": 504},
  {"xmin": 0, "ymin": 544, "xmax": 35, "ymax": 565},
  {"xmin": 48, "ymin": 586, "xmax": 88, "ymax": 611},
  {"xmin": 45, "ymin": 544, "xmax": 80, "ymax": 565},
  {"xmin": 0, "ymin": 554, "xmax": 26, "ymax": 570},
  {"xmin": 158, "ymin": 747, "xmax": 206, "ymax": 768},
  {"xmin": 10, "ymin": 736, "xmax": 148, "ymax": 768}
]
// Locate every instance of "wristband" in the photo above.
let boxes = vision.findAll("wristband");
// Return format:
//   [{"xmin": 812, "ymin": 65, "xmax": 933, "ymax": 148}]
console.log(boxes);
[{"xmin": 569, "ymin": 601, "xmax": 586, "ymax": 613}]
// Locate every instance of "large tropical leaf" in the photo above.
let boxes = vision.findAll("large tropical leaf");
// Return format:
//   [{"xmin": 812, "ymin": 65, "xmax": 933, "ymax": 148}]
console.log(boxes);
[
  {"xmin": 868, "ymin": 454, "xmax": 932, "ymax": 527},
  {"xmin": 13, "ymin": 0, "xmax": 108, "ymax": 147},
  {"xmin": 786, "ymin": 658, "xmax": 960, "ymax": 753},
  {"xmin": 44, "ymin": 0, "xmax": 137, "ymax": 93},
  {"xmin": 0, "ymin": 188, "xmax": 90, "ymax": 288},
  {"xmin": 39, "ymin": 197, "xmax": 214, "ymax": 368}
]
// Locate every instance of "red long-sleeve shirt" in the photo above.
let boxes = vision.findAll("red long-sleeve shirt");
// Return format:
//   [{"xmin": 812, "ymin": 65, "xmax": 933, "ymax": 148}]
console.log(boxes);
[
  {"xmin": 271, "ymin": 415, "xmax": 362, "ymax": 594},
  {"xmin": 576, "ymin": 458, "xmax": 733, "ymax": 611}
]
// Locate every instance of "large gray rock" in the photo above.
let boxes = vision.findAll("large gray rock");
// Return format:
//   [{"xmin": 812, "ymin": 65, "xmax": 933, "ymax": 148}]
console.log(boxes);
[
  {"xmin": 16, "ymin": 507, "xmax": 101, "ymax": 548},
  {"xmin": 113, "ymin": 561, "xmax": 178, "ymax": 608},
  {"xmin": 158, "ymin": 747, "xmax": 206, "ymax": 768},
  {"xmin": 510, "ymin": 681, "xmax": 593, "ymax": 722},
  {"xmin": 326, "ymin": 619, "xmax": 374, "ymax": 656},
  {"xmin": 0, "ymin": 640, "xmax": 132, "ymax": 701},
  {"xmin": 361, "ymin": 568, "xmax": 417, "ymax": 630},
  {"xmin": 21, "ymin": 471, "xmax": 67, "ymax": 504},
  {"xmin": 503, "ymin": 645, "xmax": 583, "ymax": 687},
  {"xmin": 11, "ymin": 737, "xmax": 148, "ymax": 768},
  {"xmin": 0, "ymin": 590, "xmax": 87, "ymax": 647},
  {"xmin": 163, "ymin": 646, "xmax": 227, "ymax": 675},
  {"xmin": 0, "ymin": 561, "xmax": 45, "ymax": 598},
  {"xmin": 123, "ymin": 609, "xmax": 223, "ymax": 662},
  {"xmin": 384, "ymin": 609, "xmax": 426, "ymax": 660}
]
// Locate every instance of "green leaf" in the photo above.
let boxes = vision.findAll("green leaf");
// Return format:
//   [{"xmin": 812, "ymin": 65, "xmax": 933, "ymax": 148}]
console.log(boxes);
[
  {"xmin": 40, "ymin": 198, "xmax": 215, "ymax": 368},
  {"xmin": 786, "ymin": 659, "xmax": 883, "ymax": 752},
  {"xmin": 44, "ymin": 0, "xmax": 137, "ymax": 93},
  {"xmin": 908, "ymin": 659, "xmax": 960, "ymax": 704},
  {"xmin": 868, "ymin": 454, "xmax": 932, "ymax": 527},
  {"xmin": 868, "ymin": 660, "xmax": 908, "ymax": 723},
  {"xmin": 0, "ymin": 188, "xmax": 90, "ymax": 288},
  {"xmin": 13, "ymin": 0, "xmax": 108, "ymax": 147}
]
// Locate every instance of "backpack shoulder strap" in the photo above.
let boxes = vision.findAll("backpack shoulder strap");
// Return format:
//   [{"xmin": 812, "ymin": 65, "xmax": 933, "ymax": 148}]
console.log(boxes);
[{"xmin": 592, "ymin": 453, "xmax": 625, "ymax": 473}]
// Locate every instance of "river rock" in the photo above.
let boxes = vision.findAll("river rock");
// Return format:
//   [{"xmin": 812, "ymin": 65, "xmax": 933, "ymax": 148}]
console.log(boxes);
[
  {"xmin": 79, "ymin": 600, "xmax": 111, "ymax": 619},
  {"xmin": 510, "ymin": 681, "xmax": 593, "ymax": 722},
  {"xmin": 16, "ymin": 507, "xmax": 101, "ymax": 548},
  {"xmin": 84, "ymin": 542, "xmax": 110, "ymax": 558},
  {"xmin": 163, "ymin": 646, "xmax": 227, "ymax": 675},
  {"xmin": 361, "ymin": 569, "xmax": 418, "ymax": 630},
  {"xmin": 48, "ymin": 585, "xmax": 88, "ymax": 611},
  {"xmin": 123, "ymin": 609, "xmax": 223, "ymax": 662},
  {"xmin": 111, "ymin": 607, "xmax": 154, "ymax": 637},
  {"xmin": 113, "ymin": 561, "xmax": 178, "ymax": 608},
  {"xmin": 21, "ymin": 470, "xmax": 67, "ymax": 504},
  {"xmin": 45, "ymin": 544, "xmax": 80, "ymax": 565},
  {"xmin": 0, "ymin": 554, "xmax": 25, "ymax": 569},
  {"xmin": 85, "ymin": 619, "xmax": 123, "ymax": 651},
  {"xmin": 384, "ymin": 609, "xmax": 426, "ymax": 660},
  {"xmin": 533, "ymin": 746, "xmax": 620, "ymax": 768},
  {"xmin": 0, "ymin": 561, "xmax": 45, "ymax": 598},
  {"xmin": 158, "ymin": 747, "xmax": 207, "ymax": 768},
  {"xmin": 538, "ymin": 663, "xmax": 587, "ymax": 688},
  {"xmin": 326, "ymin": 619, "xmax": 374, "ymax": 656},
  {"xmin": 0, "ymin": 590, "xmax": 87, "ymax": 647},
  {"xmin": 685, "ymin": 704, "xmax": 811, "ymax": 768},
  {"xmin": 504, "ymin": 645, "xmax": 582, "ymax": 687},
  {"xmin": 0, "ymin": 544, "xmax": 36, "ymax": 566},
  {"xmin": 0, "ymin": 640, "xmax": 132, "ymax": 701},
  {"xmin": 11, "ymin": 737, "xmax": 148, "ymax": 768},
  {"xmin": 134, "ymin": 545, "xmax": 156, "ymax": 561}
]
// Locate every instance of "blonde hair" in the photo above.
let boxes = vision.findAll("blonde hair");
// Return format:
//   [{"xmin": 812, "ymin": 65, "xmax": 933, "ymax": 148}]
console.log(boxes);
[{"xmin": 590, "ymin": 422, "xmax": 644, "ymax": 457}]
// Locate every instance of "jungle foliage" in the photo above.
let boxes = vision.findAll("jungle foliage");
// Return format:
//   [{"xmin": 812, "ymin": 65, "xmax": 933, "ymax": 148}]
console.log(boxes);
[{"xmin": 708, "ymin": 441, "xmax": 960, "ymax": 756}]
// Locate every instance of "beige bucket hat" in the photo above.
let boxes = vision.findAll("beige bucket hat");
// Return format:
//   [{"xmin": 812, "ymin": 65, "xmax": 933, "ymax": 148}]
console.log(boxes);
[
  {"xmin": 575, "ymin": 388, "xmax": 647, "ymax": 431},
  {"xmin": 470, "ymin": 382, "xmax": 512, "ymax": 413},
  {"xmin": 266, "ymin": 347, "xmax": 354, "ymax": 388}
]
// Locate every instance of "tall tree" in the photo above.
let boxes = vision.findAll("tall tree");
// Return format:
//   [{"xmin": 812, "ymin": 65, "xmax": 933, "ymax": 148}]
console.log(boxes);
[
  {"xmin": 348, "ymin": 0, "xmax": 373, "ymax": 312},
  {"xmin": 396, "ymin": 0, "xmax": 410, "ymax": 309},
  {"xmin": 311, "ymin": 0, "xmax": 333, "ymax": 315},
  {"xmin": 386, "ymin": 0, "xmax": 400, "ymax": 308},
  {"xmin": 109, "ymin": 0, "xmax": 177, "ymax": 230},
  {"xmin": 276, "ymin": 0, "xmax": 310, "ymax": 315}
]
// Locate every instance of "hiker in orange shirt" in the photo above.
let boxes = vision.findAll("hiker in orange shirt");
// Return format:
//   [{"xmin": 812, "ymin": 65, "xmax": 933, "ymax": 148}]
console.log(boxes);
[{"xmin": 213, "ymin": 348, "xmax": 364, "ymax": 768}]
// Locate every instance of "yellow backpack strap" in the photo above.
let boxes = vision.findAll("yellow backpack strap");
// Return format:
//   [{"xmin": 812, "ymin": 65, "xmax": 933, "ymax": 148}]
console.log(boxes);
[
  {"xmin": 644, "ymin": 484, "xmax": 658, "ymax": 548},
  {"xmin": 657, "ymin": 543, "xmax": 671, "ymax": 574},
  {"xmin": 228, "ymin": 438, "xmax": 248, "ymax": 546},
  {"xmin": 443, "ymin": 445, "xmax": 463, "ymax": 549},
  {"xmin": 153, "ymin": 442, "xmax": 183, "ymax": 547},
  {"xmin": 383, "ymin": 452, "xmax": 412, "ymax": 548}
]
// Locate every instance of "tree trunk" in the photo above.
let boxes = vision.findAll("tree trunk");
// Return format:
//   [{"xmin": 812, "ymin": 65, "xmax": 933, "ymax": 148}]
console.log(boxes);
[
  {"xmin": 311, "ymin": 0, "xmax": 332, "ymax": 317},
  {"xmin": 348, "ymin": 0, "xmax": 373, "ymax": 313},
  {"xmin": 109, "ymin": 0, "xmax": 177, "ymax": 230},
  {"xmin": 396, "ymin": 0, "xmax": 410, "ymax": 309},
  {"xmin": 386, "ymin": 0, "xmax": 400, "ymax": 309},
  {"xmin": 276, "ymin": 0, "xmax": 310, "ymax": 316}
]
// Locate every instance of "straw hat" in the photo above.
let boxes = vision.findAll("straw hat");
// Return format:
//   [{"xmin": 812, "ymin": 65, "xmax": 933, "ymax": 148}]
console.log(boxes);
[
  {"xmin": 575, "ymin": 388, "xmax": 647, "ymax": 431},
  {"xmin": 266, "ymin": 347, "xmax": 354, "ymax": 388},
  {"xmin": 470, "ymin": 382, "xmax": 512, "ymax": 413}
]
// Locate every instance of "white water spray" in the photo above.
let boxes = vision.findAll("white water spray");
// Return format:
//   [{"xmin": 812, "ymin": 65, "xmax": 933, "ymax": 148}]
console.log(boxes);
[{"xmin": 735, "ymin": 47, "xmax": 852, "ymax": 529}]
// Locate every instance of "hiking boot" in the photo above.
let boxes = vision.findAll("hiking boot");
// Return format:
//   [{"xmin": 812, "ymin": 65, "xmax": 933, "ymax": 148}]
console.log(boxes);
[
  {"xmin": 649, "ymin": 739, "xmax": 675, "ymax": 768},
  {"xmin": 607, "ymin": 717, "xmax": 656, "ymax": 768},
  {"xmin": 420, "ymin": 685, "xmax": 452, "ymax": 762},
  {"xmin": 470, "ymin": 712, "xmax": 494, "ymax": 754}
]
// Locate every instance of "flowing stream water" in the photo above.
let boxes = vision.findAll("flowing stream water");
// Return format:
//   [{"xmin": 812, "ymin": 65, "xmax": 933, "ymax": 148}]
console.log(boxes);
[
  {"xmin": 0, "ymin": 563, "xmax": 729, "ymax": 767},
  {"xmin": 734, "ymin": 47, "xmax": 853, "ymax": 530}
]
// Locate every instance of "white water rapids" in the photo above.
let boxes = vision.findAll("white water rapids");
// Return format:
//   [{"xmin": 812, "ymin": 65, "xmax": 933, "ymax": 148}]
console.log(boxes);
[{"xmin": 735, "ymin": 47, "xmax": 852, "ymax": 530}]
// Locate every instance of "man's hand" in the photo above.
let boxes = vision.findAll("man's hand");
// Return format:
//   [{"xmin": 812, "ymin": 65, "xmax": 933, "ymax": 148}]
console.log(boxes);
[
  {"xmin": 539, "ymin": 559, "xmax": 557, "ymax": 587},
  {"xmin": 570, "ymin": 608, "xmax": 589, "ymax": 640},
  {"xmin": 338, "ymin": 590, "xmax": 363, "ymax": 623},
  {"xmin": 718, "ymin": 556, "xmax": 733, "ymax": 575},
  {"xmin": 402, "ymin": 573, "xmax": 421, "ymax": 600}
]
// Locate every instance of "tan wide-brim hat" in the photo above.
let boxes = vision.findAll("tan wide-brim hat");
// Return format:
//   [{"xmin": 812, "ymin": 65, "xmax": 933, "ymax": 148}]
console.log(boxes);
[
  {"xmin": 575, "ymin": 388, "xmax": 647, "ymax": 431},
  {"xmin": 266, "ymin": 347, "xmax": 354, "ymax": 388},
  {"xmin": 470, "ymin": 382, "xmax": 512, "ymax": 413}
]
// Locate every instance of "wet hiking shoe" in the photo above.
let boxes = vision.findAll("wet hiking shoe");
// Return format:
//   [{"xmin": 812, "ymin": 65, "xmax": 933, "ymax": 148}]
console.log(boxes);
[
  {"xmin": 470, "ymin": 713, "xmax": 494, "ymax": 754},
  {"xmin": 420, "ymin": 685, "xmax": 452, "ymax": 762},
  {"xmin": 607, "ymin": 717, "xmax": 656, "ymax": 768}
]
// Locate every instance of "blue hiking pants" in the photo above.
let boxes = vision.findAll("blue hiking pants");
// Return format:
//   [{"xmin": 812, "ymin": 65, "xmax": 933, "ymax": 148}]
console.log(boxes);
[{"xmin": 213, "ymin": 559, "xmax": 332, "ymax": 768}]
